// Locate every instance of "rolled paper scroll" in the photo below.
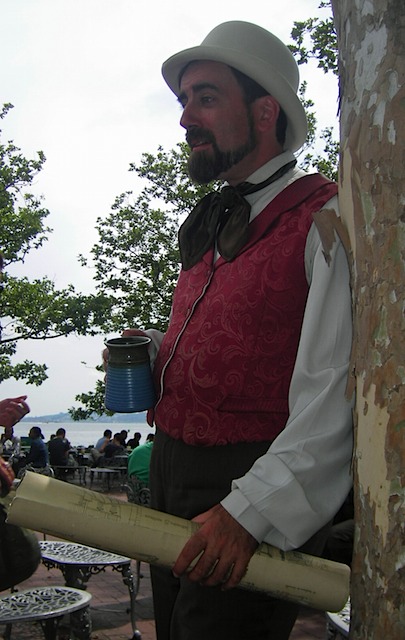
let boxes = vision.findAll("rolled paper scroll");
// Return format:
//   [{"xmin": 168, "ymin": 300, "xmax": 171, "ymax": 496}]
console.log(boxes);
[{"xmin": 8, "ymin": 472, "xmax": 349, "ymax": 612}]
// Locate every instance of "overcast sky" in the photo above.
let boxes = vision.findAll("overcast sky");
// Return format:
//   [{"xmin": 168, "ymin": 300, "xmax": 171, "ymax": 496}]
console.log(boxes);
[{"xmin": 0, "ymin": 0, "xmax": 338, "ymax": 416}]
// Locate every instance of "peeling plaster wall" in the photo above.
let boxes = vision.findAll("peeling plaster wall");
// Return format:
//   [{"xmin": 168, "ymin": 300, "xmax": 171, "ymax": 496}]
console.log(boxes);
[{"xmin": 332, "ymin": 1, "xmax": 404, "ymax": 637}]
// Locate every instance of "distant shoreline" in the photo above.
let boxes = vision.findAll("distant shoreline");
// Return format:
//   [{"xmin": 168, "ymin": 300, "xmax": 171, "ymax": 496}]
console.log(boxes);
[{"xmin": 21, "ymin": 412, "xmax": 149, "ymax": 424}]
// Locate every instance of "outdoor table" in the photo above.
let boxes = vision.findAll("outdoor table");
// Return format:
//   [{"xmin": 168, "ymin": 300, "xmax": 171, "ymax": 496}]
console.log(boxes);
[
  {"xmin": 0, "ymin": 585, "xmax": 92, "ymax": 640},
  {"xmin": 326, "ymin": 598, "xmax": 350, "ymax": 638},
  {"xmin": 39, "ymin": 540, "xmax": 141, "ymax": 639},
  {"xmin": 89, "ymin": 466, "xmax": 127, "ymax": 490},
  {"xmin": 51, "ymin": 464, "xmax": 88, "ymax": 485}
]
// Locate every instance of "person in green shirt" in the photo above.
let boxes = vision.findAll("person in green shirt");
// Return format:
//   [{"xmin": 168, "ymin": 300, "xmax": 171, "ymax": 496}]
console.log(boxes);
[{"xmin": 127, "ymin": 434, "xmax": 154, "ymax": 485}]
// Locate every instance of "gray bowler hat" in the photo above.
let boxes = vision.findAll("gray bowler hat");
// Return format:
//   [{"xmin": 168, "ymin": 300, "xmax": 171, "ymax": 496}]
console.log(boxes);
[{"xmin": 162, "ymin": 21, "xmax": 308, "ymax": 152}]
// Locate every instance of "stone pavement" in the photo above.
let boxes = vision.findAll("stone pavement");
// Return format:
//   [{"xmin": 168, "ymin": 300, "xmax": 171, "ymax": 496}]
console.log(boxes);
[
  {"xmin": 0, "ymin": 547, "xmax": 327, "ymax": 640},
  {"xmin": 0, "ymin": 483, "xmax": 328, "ymax": 640}
]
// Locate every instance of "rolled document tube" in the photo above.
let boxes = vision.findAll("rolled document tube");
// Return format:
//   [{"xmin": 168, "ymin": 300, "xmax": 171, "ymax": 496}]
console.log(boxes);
[{"xmin": 8, "ymin": 472, "xmax": 350, "ymax": 612}]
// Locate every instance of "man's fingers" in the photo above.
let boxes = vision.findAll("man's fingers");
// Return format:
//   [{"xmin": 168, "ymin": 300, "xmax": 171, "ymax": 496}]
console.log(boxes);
[
  {"xmin": 177, "ymin": 541, "xmax": 240, "ymax": 587},
  {"xmin": 122, "ymin": 329, "xmax": 146, "ymax": 337},
  {"xmin": 172, "ymin": 505, "xmax": 258, "ymax": 589},
  {"xmin": 102, "ymin": 347, "xmax": 109, "ymax": 372},
  {"xmin": 17, "ymin": 399, "xmax": 30, "ymax": 415},
  {"xmin": 197, "ymin": 557, "xmax": 233, "ymax": 587},
  {"xmin": 172, "ymin": 535, "xmax": 205, "ymax": 577},
  {"xmin": 221, "ymin": 557, "xmax": 249, "ymax": 590}
]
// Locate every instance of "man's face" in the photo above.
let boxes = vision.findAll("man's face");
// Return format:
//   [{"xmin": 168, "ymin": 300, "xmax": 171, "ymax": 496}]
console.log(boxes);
[{"xmin": 178, "ymin": 61, "xmax": 257, "ymax": 184}]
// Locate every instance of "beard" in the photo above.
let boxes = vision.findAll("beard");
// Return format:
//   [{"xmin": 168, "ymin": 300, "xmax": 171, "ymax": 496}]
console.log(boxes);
[{"xmin": 186, "ymin": 112, "xmax": 257, "ymax": 184}]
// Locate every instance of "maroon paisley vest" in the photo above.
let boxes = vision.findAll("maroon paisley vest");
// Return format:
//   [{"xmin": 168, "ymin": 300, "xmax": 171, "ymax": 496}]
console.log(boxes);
[{"xmin": 150, "ymin": 175, "xmax": 338, "ymax": 446}]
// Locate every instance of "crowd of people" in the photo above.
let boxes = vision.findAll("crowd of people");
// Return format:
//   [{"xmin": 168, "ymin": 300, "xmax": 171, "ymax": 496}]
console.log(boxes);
[
  {"xmin": 0, "ymin": 409, "xmax": 154, "ymax": 483},
  {"xmin": 0, "ymin": 420, "xmax": 70, "ymax": 477},
  {"xmin": 90, "ymin": 428, "xmax": 144, "ymax": 465}
]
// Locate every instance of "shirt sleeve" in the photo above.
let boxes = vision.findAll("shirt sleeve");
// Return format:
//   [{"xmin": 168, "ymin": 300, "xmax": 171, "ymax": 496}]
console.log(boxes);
[{"xmin": 221, "ymin": 198, "xmax": 354, "ymax": 550}]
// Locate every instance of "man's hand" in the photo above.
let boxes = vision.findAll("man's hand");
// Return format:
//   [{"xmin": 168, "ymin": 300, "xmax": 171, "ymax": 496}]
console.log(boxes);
[
  {"xmin": 0, "ymin": 396, "xmax": 30, "ymax": 429},
  {"xmin": 172, "ymin": 504, "xmax": 258, "ymax": 590}
]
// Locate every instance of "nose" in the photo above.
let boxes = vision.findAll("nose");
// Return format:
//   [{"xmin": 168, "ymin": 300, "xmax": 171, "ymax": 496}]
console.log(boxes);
[
  {"xmin": 179, "ymin": 105, "xmax": 189, "ymax": 130},
  {"xmin": 180, "ymin": 99, "xmax": 198, "ymax": 130}
]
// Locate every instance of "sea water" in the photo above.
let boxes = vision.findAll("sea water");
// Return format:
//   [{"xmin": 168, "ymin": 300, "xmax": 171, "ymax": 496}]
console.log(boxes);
[{"xmin": 12, "ymin": 420, "xmax": 153, "ymax": 448}]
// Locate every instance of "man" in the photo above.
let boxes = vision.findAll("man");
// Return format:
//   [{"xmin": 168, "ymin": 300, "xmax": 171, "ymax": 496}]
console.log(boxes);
[
  {"xmin": 115, "ymin": 21, "xmax": 353, "ymax": 640},
  {"xmin": 0, "ymin": 426, "xmax": 21, "ymax": 457},
  {"xmin": 103, "ymin": 432, "xmax": 124, "ymax": 459},
  {"xmin": 127, "ymin": 431, "xmax": 142, "ymax": 449},
  {"xmin": 24, "ymin": 426, "xmax": 48, "ymax": 469},
  {"xmin": 95, "ymin": 429, "xmax": 112, "ymax": 453},
  {"xmin": 48, "ymin": 427, "xmax": 70, "ymax": 467}
]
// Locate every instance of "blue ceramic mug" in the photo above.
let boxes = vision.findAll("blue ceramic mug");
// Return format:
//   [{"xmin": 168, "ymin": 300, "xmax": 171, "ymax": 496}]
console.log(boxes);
[{"xmin": 104, "ymin": 336, "xmax": 156, "ymax": 413}]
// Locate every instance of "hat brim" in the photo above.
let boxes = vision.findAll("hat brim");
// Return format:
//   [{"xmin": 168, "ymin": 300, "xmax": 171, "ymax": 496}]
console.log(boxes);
[{"xmin": 162, "ymin": 44, "xmax": 308, "ymax": 152}]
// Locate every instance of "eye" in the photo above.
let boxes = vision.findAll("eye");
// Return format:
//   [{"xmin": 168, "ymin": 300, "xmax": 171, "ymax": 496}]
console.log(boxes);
[
  {"xmin": 200, "ymin": 94, "xmax": 214, "ymax": 105},
  {"xmin": 177, "ymin": 94, "xmax": 188, "ymax": 110}
]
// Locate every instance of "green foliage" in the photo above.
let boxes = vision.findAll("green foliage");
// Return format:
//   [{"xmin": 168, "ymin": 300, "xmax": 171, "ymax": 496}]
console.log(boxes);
[
  {"xmin": 299, "ymin": 126, "xmax": 339, "ymax": 182},
  {"xmin": 79, "ymin": 143, "xmax": 214, "ymax": 334},
  {"xmin": 292, "ymin": 3, "xmax": 339, "ymax": 181},
  {"xmin": 0, "ymin": 103, "xmax": 111, "ymax": 385},
  {"xmin": 0, "ymin": 339, "xmax": 48, "ymax": 385},
  {"xmin": 69, "ymin": 374, "xmax": 114, "ymax": 421},
  {"xmin": 289, "ymin": 2, "xmax": 338, "ymax": 75},
  {"xmin": 0, "ymin": 104, "xmax": 51, "ymax": 263}
]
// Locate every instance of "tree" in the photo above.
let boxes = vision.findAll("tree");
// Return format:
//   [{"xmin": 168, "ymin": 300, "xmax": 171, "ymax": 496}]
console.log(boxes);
[
  {"xmin": 331, "ymin": 1, "xmax": 404, "ymax": 637},
  {"xmin": 289, "ymin": 1, "xmax": 338, "ymax": 75},
  {"xmin": 0, "ymin": 103, "xmax": 111, "ymax": 385}
]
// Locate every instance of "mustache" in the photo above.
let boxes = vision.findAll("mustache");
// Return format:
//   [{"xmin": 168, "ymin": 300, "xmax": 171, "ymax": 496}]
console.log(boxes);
[{"xmin": 185, "ymin": 127, "xmax": 216, "ymax": 148}]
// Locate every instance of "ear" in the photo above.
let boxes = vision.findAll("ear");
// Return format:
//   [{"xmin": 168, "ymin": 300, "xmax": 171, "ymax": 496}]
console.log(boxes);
[{"xmin": 254, "ymin": 96, "xmax": 280, "ymax": 133}]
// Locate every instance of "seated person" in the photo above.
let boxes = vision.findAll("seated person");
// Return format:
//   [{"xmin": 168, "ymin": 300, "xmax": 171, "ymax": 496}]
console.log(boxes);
[
  {"xmin": 128, "ymin": 433, "xmax": 154, "ymax": 485},
  {"xmin": 21, "ymin": 426, "xmax": 49, "ymax": 470},
  {"xmin": 48, "ymin": 428, "xmax": 75, "ymax": 478},
  {"xmin": 95, "ymin": 429, "xmax": 112, "ymax": 453},
  {"xmin": 103, "ymin": 433, "xmax": 124, "ymax": 459},
  {"xmin": 0, "ymin": 426, "xmax": 21, "ymax": 457},
  {"xmin": 89, "ymin": 429, "xmax": 112, "ymax": 467},
  {"xmin": 127, "ymin": 431, "xmax": 141, "ymax": 449},
  {"xmin": 48, "ymin": 428, "xmax": 70, "ymax": 466}
]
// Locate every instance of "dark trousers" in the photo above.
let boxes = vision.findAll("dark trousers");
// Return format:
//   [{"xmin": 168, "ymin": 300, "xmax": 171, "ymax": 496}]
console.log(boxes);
[{"xmin": 149, "ymin": 428, "xmax": 330, "ymax": 640}]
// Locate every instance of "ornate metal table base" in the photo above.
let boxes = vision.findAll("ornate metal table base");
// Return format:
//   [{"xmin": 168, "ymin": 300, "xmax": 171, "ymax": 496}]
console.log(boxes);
[
  {"xmin": 39, "ymin": 540, "xmax": 140, "ymax": 639},
  {"xmin": 0, "ymin": 585, "xmax": 92, "ymax": 640}
]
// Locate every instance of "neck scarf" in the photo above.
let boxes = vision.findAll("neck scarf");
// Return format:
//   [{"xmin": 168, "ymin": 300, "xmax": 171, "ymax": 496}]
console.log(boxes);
[{"xmin": 179, "ymin": 159, "xmax": 297, "ymax": 270}]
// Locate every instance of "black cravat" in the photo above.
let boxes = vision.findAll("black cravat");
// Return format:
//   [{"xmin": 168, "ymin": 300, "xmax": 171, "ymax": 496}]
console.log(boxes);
[{"xmin": 179, "ymin": 159, "xmax": 297, "ymax": 270}]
